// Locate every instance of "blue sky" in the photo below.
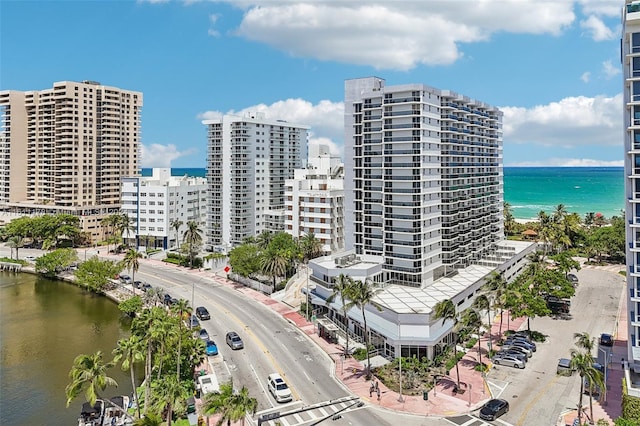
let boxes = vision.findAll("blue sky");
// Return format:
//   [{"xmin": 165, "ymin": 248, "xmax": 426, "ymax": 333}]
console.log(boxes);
[{"xmin": 0, "ymin": 0, "xmax": 625, "ymax": 168}]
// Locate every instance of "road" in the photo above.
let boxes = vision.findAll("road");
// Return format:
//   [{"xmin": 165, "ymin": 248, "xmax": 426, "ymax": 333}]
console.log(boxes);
[{"xmin": 132, "ymin": 260, "xmax": 411, "ymax": 425}]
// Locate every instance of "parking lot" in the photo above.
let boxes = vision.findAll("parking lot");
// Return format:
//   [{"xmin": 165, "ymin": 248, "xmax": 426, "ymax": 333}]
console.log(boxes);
[{"xmin": 485, "ymin": 267, "xmax": 625, "ymax": 425}]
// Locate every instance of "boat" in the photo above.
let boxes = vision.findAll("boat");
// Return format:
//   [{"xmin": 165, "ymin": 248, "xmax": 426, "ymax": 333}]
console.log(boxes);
[{"xmin": 78, "ymin": 395, "xmax": 132, "ymax": 426}]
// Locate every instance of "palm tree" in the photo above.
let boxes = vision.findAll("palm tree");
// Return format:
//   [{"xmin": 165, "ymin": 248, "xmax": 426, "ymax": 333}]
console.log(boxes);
[
  {"xmin": 461, "ymin": 308, "xmax": 484, "ymax": 368},
  {"xmin": 326, "ymin": 274, "xmax": 356, "ymax": 357},
  {"xmin": 170, "ymin": 219, "xmax": 183, "ymax": 250},
  {"xmin": 132, "ymin": 307, "xmax": 167, "ymax": 414},
  {"xmin": 121, "ymin": 249, "xmax": 143, "ymax": 293},
  {"xmin": 133, "ymin": 413, "xmax": 163, "ymax": 426},
  {"xmin": 260, "ymin": 247, "xmax": 288, "ymax": 292},
  {"xmin": 570, "ymin": 348, "xmax": 601, "ymax": 425},
  {"xmin": 183, "ymin": 220, "xmax": 203, "ymax": 268},
  {"xmin": 113, "ymin": 335, "xmax": 144, "ymax": 419},
  {"xmin": 101, "ymin": 214, "xmax": 119, "ymax": 253},
  {"xmin": 483, "ymin": 271, "xmax": 508, "ymax": 338},
  {"xmin": 255, "ymin": 230, "xmax": 273, "ymax": 249},
  {"xmin": 574, "ymin": 331, "xmax": 595, "ymax": 354},
  {"xmin": 118, "ymin": 213, "xmax": 135, "ymax": 249},
  {"xmin": 65, "ymin": 351, "xmax": 118, "ymax": 407},
  {"xmin": 203, "ymin": 381, "xmax": 257, "ymax": 426},
  {"xmin": 349, "ymin": 277, "xmax": 383, "ymax": 379},
  {"xmin": 503, "ymin": 201, "xmax": 515, "ymax": 236},
  {"xmin": 170, "ymin": 299, "xmax": 192, "ymax": 381},
  {"xmin": 432, "ymin": 298, "xmax": 462, "ymax": 390},
  {"xmin": 472, "ymin": 294, "xmax": 492, "ymax": 352},
  {"xmin": 299, "ymin": 232, "xmax": 323, "ymax": 261},
  {"xmin": 227, "ymin": 385, "xmax": 258, "ymax": 426},
  {"xmin": 151, "ymin": 375, "xmax": 187, "ymax": 426},
  {"xmin": 203, "ymin": 381, "xmax": 234, "ymax": 425},
  {"xmin": 7, "ymin": 235, "xmax": 23, "ymax": 260}
]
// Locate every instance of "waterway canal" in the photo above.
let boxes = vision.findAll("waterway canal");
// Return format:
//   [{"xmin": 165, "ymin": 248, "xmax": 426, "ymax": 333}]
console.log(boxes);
[{"xmin": 0, "ymin": 271, "xmax": 134, "ymax": 426}]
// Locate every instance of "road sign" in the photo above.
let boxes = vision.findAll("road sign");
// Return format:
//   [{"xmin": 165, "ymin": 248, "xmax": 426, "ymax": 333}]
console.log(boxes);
[{"xmin": 224, "ymin": 266, "xmax": 230, "ymax": 273}]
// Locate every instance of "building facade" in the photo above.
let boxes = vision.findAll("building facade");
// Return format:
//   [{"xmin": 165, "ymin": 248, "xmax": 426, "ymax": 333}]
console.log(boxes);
[
  {"xmin": 307, "ymin": 77, "xmax": 530, "ymax": 360},
  {"xmin": 284, "ymin": 143, "xmax": 345, "ymax": 254},
  {"xmin": 121, "ymin": 168, "xmax": 207, "ymax": 250},
  {"xmin": 623, "ymin": 0, "xmax": 640, "ymax": 379},
  {"xmin": 0, "ymin": 80, "xmax": 142, "ymax": 241},
  {"xmin": 204, "ymin": 112, "xmax": 308, "ymax": 251},
  {"xmin": 344, "ymin": 77, "xmax": 503, "ymax": 288}
]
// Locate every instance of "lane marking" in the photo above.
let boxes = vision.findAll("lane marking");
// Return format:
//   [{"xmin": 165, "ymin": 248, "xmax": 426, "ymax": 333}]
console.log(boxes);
[
  {"xmin": 516, "ymin": 374, "xmax": 560, "ymax": 426},
  {"xmin": 250, "ymin": 362, "xmax": 274, "ymax": 409}
]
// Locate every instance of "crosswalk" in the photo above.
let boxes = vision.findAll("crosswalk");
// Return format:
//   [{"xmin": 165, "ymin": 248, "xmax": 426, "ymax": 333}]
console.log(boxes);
[
  {"xmin": 256, "ymin": 396, "xmax": 365, "ymax": 426},
  {"xmin": 444, "ymin": 414, "xmax": 514, "ymax": 426}
]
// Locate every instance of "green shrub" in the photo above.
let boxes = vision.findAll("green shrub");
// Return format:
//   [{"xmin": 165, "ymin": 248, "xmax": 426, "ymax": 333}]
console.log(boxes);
[
  {"xmin": 465, "ymin": 338, "xmax": 477, "ymax": 349},
  {"xmin": 622, "ymin": 377, "xmax": 640, "ymax": 421},
  {"xmin": 352, "ymin": 348, "xmax": 368, "ymax": 361}
]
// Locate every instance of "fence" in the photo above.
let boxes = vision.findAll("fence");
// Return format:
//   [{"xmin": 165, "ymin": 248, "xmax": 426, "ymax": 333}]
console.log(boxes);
[{"xmin": 228, "ymin": 272, "xmax": 273, "ymax": 295}]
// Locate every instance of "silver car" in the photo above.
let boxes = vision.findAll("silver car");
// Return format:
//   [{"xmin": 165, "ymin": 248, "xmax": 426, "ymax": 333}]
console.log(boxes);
[
  {"xmin": 502, "ymin": 343, "xmax": 533, "ymax": 357},
  {"xmin": 226, "ymin": 331, "xmax": 244, "ymax": 350},
  {"xmin": 492, "ymin": 354, "xmax": 525, "ymax": 369}
]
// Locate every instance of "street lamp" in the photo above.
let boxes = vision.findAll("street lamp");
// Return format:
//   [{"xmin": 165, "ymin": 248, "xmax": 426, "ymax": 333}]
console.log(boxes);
[
  {"xmin": 598, "ymin": 347, "xmax": 612, "ymax": 404},
  {"xmin": 398, "ymin": 321, "xmax": 404, "ymax": 402}
]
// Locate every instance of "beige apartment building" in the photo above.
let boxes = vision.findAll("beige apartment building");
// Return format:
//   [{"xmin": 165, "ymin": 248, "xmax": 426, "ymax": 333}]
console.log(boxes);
[{"xmin": 0, "ymin": 80, "xmax": 142, "ymax": 242}]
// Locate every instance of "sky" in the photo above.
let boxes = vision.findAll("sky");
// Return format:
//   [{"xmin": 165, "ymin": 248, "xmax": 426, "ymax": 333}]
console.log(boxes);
[{"xmin": 0, "ymin": 0, "xmax": 627, "ymax": 168}]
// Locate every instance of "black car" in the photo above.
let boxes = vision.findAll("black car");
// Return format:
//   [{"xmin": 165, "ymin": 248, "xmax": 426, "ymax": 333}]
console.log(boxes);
[
  {"xmin": 141, "ymin": 282, "xmax": 152, "ymax": 292},
  {"xmin": 479, "ymin": 398, "xmax": 509, "ymax": 421},
  {"xmin": 163, "ymin": 293, "xmax": 172, "ymax": 305},
  {"xmin": 600, "ymin": 333, "xmax": 613, "ymax": 347},
  {"xmin": 196, "ymin": 306, "xmax": 211, "ymax": 321}
]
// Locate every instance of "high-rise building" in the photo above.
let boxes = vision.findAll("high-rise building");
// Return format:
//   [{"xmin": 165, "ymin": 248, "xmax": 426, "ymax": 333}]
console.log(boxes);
[
  {"xmin": 0, "ymin": 80, "xmax": 142, "ymax": 241},
  {"xmin": 623, "ymin": 0, "xmax": 640, "ymax": 376},
  {"xmin": 305, "ymin": 77, "xmax": 533, "ymax": 360},
  {"xmin": 121, "ymin": 168, "xmax": 207, "ymax": 250},
  {"xmin": 204, "ymin": 112, "xmax": 308, "ymax": 250},
  {"xmin": 284, "ymin": 143, "xmax": 345, "ymax": 254},
  {"xmin": 344, "ymin": 77, "xmax": 503, "ymax": 288}
]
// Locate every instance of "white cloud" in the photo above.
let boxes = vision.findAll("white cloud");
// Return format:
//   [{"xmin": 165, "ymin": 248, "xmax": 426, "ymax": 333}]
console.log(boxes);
[
  {"xmin": 208, "ymin": 13, "xmax": 220, "ymax": 37},
  {"xmin": 219, "ymin": 1, "xmax": 575, "ymax": 70},
  {"xmin": 502, "ymin": 93, "xmax": 622, "ymax": 148},
  {"xmin": 141, "ymin": 143, "xmax": 197, "ymax": 168},
  {"xmin": 577, "ymin": 0, "xmax": 622, "ymax": 17},
  {"xmin": 198, "ymin": 98, "xmax": 345, "ymax": 148},
  {"xmin": 602, "ymin": 59, "xmax": 621, "ymax": 79},
  {"xmin": 580, "ymin": 15, "xmax": 615, "ymax": 41},
  {"xmin": 580, "ymin": 71, "xmax": 591, "ymax": 82}
]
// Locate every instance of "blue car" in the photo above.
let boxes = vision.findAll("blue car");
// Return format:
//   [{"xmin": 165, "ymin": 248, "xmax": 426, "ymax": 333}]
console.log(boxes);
[{"xmin": 206, "ymin": 340, "xmax": 218, "ymax": 356}]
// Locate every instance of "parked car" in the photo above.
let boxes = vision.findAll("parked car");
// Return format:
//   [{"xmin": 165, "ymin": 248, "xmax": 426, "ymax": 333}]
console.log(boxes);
[
  {"xmin": 504, "ymin": 338, "xmax": 536, "ymax": 352},
  {"xmin": 226, "ymin": 331, "xmax": 244, "ymax": 350},
  {"xmin": 198, "ymin": 329, "xmax": 210, "ymax": 341},
  {"xmin": 196, "ymin": 306, "xmax": 211, "ymax": 321},
  {"xmin": 205, "ymin": 340, "xmax": 219, "ymax": 356},
  {"xmin": 163, "ymin": 293, "xmax": 173, "ymax": 305},
  {"xmin": 133, "ymin": 281, "xmax": 143, "ymax": 289},
  {"xmin": 24, "ymin": 255, "xmax": 37, "ymax": 262},
  {"xmin": 505, "ymin": 337, "xmax": 537, "ymax": 351},
  {"xmin": 492, "ymin": 354, "xmax": 525, "ymax": 369},
  {"xmin": 600, "ymin": 333, "xmax": 613, "ymax": 347},
  {"xmin": 119, "ymin": 275, "xmax": 132, "ymax": 284},
  {"xmin": 187, "ymin": 315, "xmax": 200, "ymax": 328},
  {"xmin": 567, "ymin": 273, "xmax": 579, "ymax": 284},
  {"xmin": 479, "ymin": 398, "xmax": 509, "ymax": 421},
  {"xmin": 557, "ymin": 358, "xmax": 574, "ymax": 376},
  {"xmin": 511, "ymin": 331, "xmax": 532, "ymax": 342},
  {"xmin": 141, "ymin": 282, "xmax": 152, "ymax": 292},
  {"xmin": 267, "ymin": 373, "xmax": 293, "ymax": 403},
  {"xmin": 502, "ymin": 344, "xmax": 532, "ymax": 358},
  {"xmin": 497, "ymin": 350, "xmax": 527, "ymax": 363}
]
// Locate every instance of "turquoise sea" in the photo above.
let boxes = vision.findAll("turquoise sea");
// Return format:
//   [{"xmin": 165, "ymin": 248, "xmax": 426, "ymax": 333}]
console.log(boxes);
[{"xmin": 142, "ymin": 167, "xmax": 625, "ymax": 221}]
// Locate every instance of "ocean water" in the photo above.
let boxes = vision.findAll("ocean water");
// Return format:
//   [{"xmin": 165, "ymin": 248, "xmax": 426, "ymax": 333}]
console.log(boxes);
[
  {"xmin": 504, "ymin": 167, "xmax": 624, "ymax": 221},
  {"xmin": 142, "ymin": 167, "xmax": 625, "ymax": 221}
]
